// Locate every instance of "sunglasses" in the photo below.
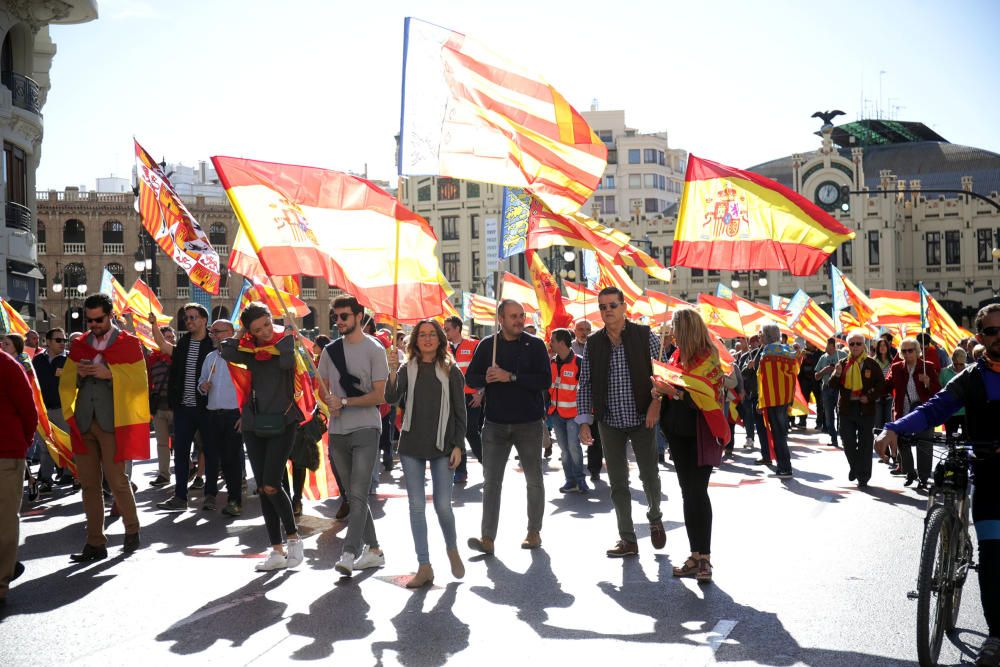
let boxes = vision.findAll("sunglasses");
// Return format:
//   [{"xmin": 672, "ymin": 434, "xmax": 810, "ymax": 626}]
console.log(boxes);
[
  {"xmin": 980, "ymin": 326, "xmax": 1000, "ymax": 336},
  {"xmin": 209, "ymin": 329, "xmax": 231, "ymax": 335},
  {"xmin": 184, "ymin": 315, "xmax": 203, "ymax": 321},
  {"xmin": 335, "ymin": 312, "xmax": 355, "ymax": 321},
  {"xmin": 901, "ymin": 348, "xmax": 917, "ymax": 353},
  {"xmin": 51, "ymin": 338, "xmax": 67, "ymax": 344},
  {"xmin": 598, "ymin": 302, "xmax": 621, "ymax": 312},
  {"xmin": 86, "ymin": 316, "xmax": 107, "ymax": 324},
  {"xmin": 848, "ymin": 342, "xmax": 864, "ymax": 347}
]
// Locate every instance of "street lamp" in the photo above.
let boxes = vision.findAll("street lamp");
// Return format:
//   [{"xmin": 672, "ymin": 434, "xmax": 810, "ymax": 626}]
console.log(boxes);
[
  {"xmin": 77, "ymin": 283, "xmax": 87, "ymax": 295},
  {"xmin": 559, "ymin": 249, "xmax": 577, "ymax": 282},
  {"xmin": 730, "ymin": 279, "xmax": 740, "ymax": 289},
  {"xmin": 758, "ymin": 276, "xmax": 768, "ymax": 288}
]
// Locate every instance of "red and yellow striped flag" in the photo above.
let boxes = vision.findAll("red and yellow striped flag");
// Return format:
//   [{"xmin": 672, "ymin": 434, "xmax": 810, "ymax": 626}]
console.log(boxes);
[
  {"xmin": 674, "ymin": 156, "xmax": 855, "ymax": 276},
  {"xmin": 398, "ymin": 18, "xmax": 607, "ymax": 216},
  {"xmin": 59, "ymin": 331, "xmax": 150, "ymax": 461},
  {"xmin": 526, "ymin": 250, "xmax": 573, "ymax": 335},
  {"xmin": 697, "ymin": 293, "xmax": 745, "ymax": 339},
  {"xmin": 295, "ymin": 432, "xmax": 340, "ymax": 501},
  {"xmin": 500, "ymin": 272, "xmax": 539, "ymax": 313},
  {"xmin": 0, "ymin": 297, "xmax": 29, "ymax": 335},
  {"xmin": 596, "ymin": 253, "xmax": 642, "ymax": 306},
  {"xmin": 786, "ymin": 290, "xmax": 835, "ymax": 350}
]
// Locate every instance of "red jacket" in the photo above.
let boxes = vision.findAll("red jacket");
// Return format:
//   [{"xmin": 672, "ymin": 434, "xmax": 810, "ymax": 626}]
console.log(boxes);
[
  {"xmin": 0, "ymin": 350, "xmax": 38, "ymax": 458},
  {"xmin": 885, "ymin": 357, "xmax": 941, "ymax": 420}
]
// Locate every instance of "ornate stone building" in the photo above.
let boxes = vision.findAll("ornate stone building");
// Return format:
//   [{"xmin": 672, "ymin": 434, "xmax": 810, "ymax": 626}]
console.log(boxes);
[{"xmin": 0, "ymin": 0, "xmax": 97, "ymax": 326}]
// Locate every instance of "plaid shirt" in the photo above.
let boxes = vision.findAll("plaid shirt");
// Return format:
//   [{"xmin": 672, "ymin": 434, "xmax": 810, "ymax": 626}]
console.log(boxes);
[{"xmin": 576, "ymin": 330, "xmax": 661, "ymax": 429}]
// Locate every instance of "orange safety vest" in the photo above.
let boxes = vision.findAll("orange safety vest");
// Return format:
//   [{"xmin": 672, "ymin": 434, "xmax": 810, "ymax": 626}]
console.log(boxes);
[
  {"xmin": 548, "ymin": 354, "xmax": 579, "ymax": 418},
  {"xmin": 451, "ymin": 337, "xmax": 479, "ymax": 395}
]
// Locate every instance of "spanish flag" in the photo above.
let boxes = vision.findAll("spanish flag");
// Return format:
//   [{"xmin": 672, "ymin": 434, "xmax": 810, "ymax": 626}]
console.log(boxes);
[
  {"xmin": 652, "ymin": 356, "xmax": 729, "ymax": 441},
  {"xmin": 698, "ymin": 293, "xmax": 745, "ymax": 339},
  {"xmin": 674, "ymin": 156, "xmax": 855, "ymax": 276},
  {"xmin": 500, "ymin": 272, "xmax": 540, "ymax": 313},
  {"xmin": 27, "ymin": 368, "xmax": 76, "ymax": 476},
  {"xmin": 213, "ymin": 156, "xmax": 448, "ymax": 323},
  {"xmin": 59, "ymin": 331, "xmax": 150, "ymax": 462}
]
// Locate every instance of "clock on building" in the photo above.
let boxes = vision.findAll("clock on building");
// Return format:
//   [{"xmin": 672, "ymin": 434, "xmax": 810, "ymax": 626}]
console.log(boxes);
[{"xmin": 815, "ymin": 181, "xmax": 841, "ymax": 210}]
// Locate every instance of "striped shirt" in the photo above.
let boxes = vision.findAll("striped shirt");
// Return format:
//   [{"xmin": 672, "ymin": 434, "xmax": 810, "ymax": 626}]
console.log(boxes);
[{"xmin": 181, "ymin": 339, "xmax": 201, "ymax": 407}]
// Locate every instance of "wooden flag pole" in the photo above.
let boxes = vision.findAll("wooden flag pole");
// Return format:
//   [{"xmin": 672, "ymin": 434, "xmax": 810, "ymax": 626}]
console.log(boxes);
[
  {"xmin": 493, "ymin": 259, "xmax": 505, "ymax": 366},
  {"xmin": 265, "ymin": 272, "xmax": 329, "ymax": 399}
]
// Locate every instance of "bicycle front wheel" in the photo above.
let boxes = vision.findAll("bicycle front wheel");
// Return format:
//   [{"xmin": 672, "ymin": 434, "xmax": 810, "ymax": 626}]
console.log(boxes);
[{"xmin": 916, "ymin": 506, "xmax": 956, "ymax": 667}]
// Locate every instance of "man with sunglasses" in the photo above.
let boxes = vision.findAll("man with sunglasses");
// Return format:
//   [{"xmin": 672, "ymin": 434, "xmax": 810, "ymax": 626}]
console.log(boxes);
[
  {"xmin": 577, "ymin": 287, "xmax": 664, "ymax": 558},
  {"xmin": 31, "ymin": 328, "xmax": 69, "ymax": 491},
  {"xmin": 829, "ymin": 332, "xmax": 884, "ymax": 488},
  {"xmin": 882, "ymin": 336, "xmax": 940, "ymax": 490},
  {"xmin": 876, "ymin": 304, "xmax": 1000, "ymax": 667},
  {"xmin": 151, "ymin": 303, "xmax": 214, "ymax": 512}
]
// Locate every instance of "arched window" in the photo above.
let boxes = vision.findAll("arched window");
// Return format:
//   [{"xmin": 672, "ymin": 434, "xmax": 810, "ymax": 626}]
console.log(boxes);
[
  {"xmin": 176, "ymin": 267, "xmax": 190, "ymax": 289},
  {"xmin": 105, "ymin": 262, "xmax": 125, "ymax": 285},
  {"xmin": 37, "ymin": 219, "xmax": 45, "ymax": 244},
  {"xmin": 102, "ymin": 220, "xmax": 124, "ymax": 244},
  {"xmin": 211, "ymin": 305, "xmax": 230, "ymax": 321},
  {"xmin": 209, "ymin": 223, "xmax": 227, "ymax": 246},
  {"xmin": 63, "ymin": 219, "xmax": 86, "ymax": 244},
  {"xmin": 63, "ymin": 262, "xmax": 87, "ymax": 289}
]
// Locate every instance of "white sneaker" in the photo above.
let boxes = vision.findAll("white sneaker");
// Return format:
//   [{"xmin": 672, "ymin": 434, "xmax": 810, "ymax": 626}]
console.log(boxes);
[
  {"xmin": 255, "ymin": 549, "xmax": 288, "ymax": 572},
  {"xmin": 286, "ymin": 538, "xmax": 304, "ymax": 568},
  {"xmin": 353, "ymin": 545, "xmax": 385, "ymax": 570},
  {"xmin": 334, "ymin": 551, "xmax": 354, "ymax": 577}
]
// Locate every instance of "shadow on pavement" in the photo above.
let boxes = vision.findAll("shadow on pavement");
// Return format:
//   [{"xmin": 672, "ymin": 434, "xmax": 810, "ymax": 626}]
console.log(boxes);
[
  {"xmin": 156, "ymin": 571, "xmax": 292, "ymax": 653},
  {"xmin": 0, "ymin": 554, "xmax": 125, "ymax": 617},
  {"xmin": 370, "ymin": 582, "xmax": 469, "ymax": 666},
  {"xmin": 284, "ymin": 571, "xmax": 378, "ymax": 659},
  {"xmin": 470, "ymin": 549, "xmax": 573, "ymax": 631}
]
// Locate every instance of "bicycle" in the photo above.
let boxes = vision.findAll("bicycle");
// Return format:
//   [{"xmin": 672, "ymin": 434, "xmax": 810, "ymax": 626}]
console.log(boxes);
[{"xmin": 891, "ymin": 432, "xmax": 997, "ymax": 667}]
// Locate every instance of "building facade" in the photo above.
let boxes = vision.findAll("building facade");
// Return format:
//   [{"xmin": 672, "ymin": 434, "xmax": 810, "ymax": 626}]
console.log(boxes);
[{"xmin": 0, "ymin": 0, "xmax": 97, "ymax": 327}]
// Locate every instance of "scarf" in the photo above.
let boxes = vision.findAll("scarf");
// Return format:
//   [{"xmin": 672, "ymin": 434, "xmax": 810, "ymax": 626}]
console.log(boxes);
[
  {"xmin": 984, "ymin": 356, "xmax": 1000, "ymax": 373},
  {"xmin": 228, "ymin": 330, "xmax": 316, "ymax": 423},
  {"xmin": 842, "ymin": 354, "xmax": 864, "ymax": 395}
]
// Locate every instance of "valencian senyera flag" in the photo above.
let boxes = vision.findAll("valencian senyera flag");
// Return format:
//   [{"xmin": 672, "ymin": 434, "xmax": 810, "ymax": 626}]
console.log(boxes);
[
  {"xmin": 0, "ymin": 296, "xmax": 29, "ymax": 335},
  {"xmin": 398, "ymin": 17, "xmax": 607, "ymax": 217},
  {"xmin": 135, "ymin": 140, "xmax": 221, "ymax": 294},
  {"xmin": 674, "ymin": 156, "xmax": 855, "ymax": 276},
  {"xmin": 786, "ymin": 289, "xmax": 835, "ymax": 350},
  {"xmin": 212, "ymin": 156, "xmax": 449, "ymax": 323},
  {"xmin": 831, "ymin": 263, "xmax": 876, "ymax": 327},
  {"xmin": 920, "ymin": 283, "xmax": 970, "ymax": 353}
]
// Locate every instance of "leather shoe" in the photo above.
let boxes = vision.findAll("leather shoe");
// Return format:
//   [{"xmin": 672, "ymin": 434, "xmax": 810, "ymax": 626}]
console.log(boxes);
[
  {"xmin": 754, "ymin": 459, "xmax": 773, "ymax": 465},
  {"xmin": 650, "ymin": 520, "xmax": 666, "ymax": 550},
  {"xmin": 521, "ymin": 531, "xmax": 542, "ymax": 549},
  {"xmin": 606, "ymin": 540, "xmax": 638, "ymax": 558},
  {"xmin": 70, "ymin": 544, "xmax": 108, "ymax": 563},
  {"xmin": 123, "ymin": 532, "xmax": 141, "ymax": 553},
  {"xmin": 467, "ymin": 536, "xmax": 495, "ymax": 554},
  {"xmin": 335, "ymin": 501, "xmax": 350, "ymax": 520}
]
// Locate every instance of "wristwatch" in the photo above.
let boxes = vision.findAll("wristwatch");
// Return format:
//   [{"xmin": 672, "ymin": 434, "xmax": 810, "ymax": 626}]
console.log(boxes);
[
  {"xmin": 510, "ymin": 373, "xmax": 517, "ymax": 383},
  {"xmin": 341, "ymin": 397, "xmax": 348, "ymax": 408}
]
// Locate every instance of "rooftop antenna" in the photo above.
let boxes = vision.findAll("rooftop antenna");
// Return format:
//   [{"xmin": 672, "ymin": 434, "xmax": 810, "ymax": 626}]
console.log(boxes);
[
  {"xmin": 590, "ymin": 97, "xmax": 598, "ymax": 111},
  {"xmin": 878, "ymin": 69, "xmax": 887, "ymax": 120}
]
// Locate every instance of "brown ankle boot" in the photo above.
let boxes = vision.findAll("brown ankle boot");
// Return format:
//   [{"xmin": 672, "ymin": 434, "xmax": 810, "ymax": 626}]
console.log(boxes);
[
  {"xmin": 406, "ymin": 563, "xmax": 434, "ymax": 588},
  {"xmin": 521, "ymin": 530, "xmax": 541, "ymax": 549},
  {"xmin": 447, "ymin": 548, "xmax": 465, "ymax": 578}
]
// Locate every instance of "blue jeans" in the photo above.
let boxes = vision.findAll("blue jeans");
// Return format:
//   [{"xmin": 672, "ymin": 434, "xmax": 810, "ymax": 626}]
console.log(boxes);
[
  {"xmin": 740, "ymin": 394, "xmax": 757, "ymax": 442},
  {"xmin": 172, "ymin": 405, "xmax": 208, "ymax": 501},
  {"xmin": 873, "ymin": 397, "xmax": 893, "ymax": 432},
  {"xmin": 821, "ymin": 386, "xmax": 840, "ymax": 445},
  {"xmin": 400, "ymin": 454, "xmax": 457, "ymax": 564},
  {"xmin": 551, "ymin": 414, "xmax": 586, "ymax": 487},
  {"xmin": 765, "ymin": 406, "xmax": 792, "ymax": 475}
]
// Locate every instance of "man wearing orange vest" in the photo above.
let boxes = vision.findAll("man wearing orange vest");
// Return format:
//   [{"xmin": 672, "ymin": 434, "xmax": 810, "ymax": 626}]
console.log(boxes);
[
  {"xmin": 549, "ymin": 329, "xmax": 588, "ymax": 493},
  {"xmin": 444, "ymin": 316, "xmax": 484, "ymax": 484}
]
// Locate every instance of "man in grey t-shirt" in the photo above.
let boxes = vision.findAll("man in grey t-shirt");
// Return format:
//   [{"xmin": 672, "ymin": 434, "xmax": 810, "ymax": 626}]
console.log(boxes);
[{"xmin": 318, "ymin": 295, "xmax": 389, "ymax": 578}]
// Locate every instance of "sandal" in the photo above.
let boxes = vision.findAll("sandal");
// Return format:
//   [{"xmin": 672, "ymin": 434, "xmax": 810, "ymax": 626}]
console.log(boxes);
[
  {"xmin": 696, "ymin": 557, "xmax": 713, "ymax": 583},
  {"xmin": 672, "ymin": 557, "xmax": 699, "ymax": 578}
]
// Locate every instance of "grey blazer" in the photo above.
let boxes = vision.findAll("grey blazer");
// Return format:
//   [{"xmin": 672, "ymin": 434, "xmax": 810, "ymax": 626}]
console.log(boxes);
[{"xmin": 74, "ymin": 328, "xmax": 119, "ymax": 434}]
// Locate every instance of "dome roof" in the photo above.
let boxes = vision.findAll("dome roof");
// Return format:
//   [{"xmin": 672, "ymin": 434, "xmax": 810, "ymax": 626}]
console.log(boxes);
[{"xmin": 747, "ymin": 141, "xmax": 1000, "ymax": 196}]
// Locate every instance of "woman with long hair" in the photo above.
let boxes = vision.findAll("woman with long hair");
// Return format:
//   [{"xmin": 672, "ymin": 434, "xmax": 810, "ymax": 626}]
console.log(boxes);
[
  {"xmin": 219, "ymin": 302, "xmax": 304, "ymax": 572},
  {"xmin": 873, "ymin": 338, "xmax": 895, "ymax": 431},
  {"xmin": 651, "ymin": 307, "xmax": 728, "ymax": 584},
  {"xmin": 384, "ymin": 320, "xmax": 467, "ymax": 588}
]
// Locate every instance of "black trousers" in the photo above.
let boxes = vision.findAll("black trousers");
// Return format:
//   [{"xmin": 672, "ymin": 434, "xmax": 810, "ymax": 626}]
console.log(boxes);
[
  {"xmin": 666, "ymin": 433, "xmax": 713, "ymax": 554},
  {"xmin": 973, "ymin": 458, "xmax": 1000, "ymax": 636},
  {"xmin": 244, "ymin": 425, "xmax": 297, "ymax": 546},
  {"xmin": 587, "ymin": 422, "xmax": 604, "ymax": 476},
  {"xmin": 201, "ymin": 409, "xmax": 244, "ymax": 504},
  {"xmin": 456, "ymin": 396, "xmax": 484, "ymax": 475},
  {"xmin": 839, "ymin": 402, "xmax": 875, "ymax": 484}
]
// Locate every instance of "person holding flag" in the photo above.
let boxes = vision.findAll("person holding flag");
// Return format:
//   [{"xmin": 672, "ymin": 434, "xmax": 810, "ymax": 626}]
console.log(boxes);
[
  {"xmin": 219, "ymin": 302, "xmax": 305, "ymax": 572},
  {"xmin": 59, "ymin": 293, "xmax": 149, "ymax": 562},
  {"xmin": 883, "ymin": 337, "xmax": 940, "ymax": 490},
  {"xmin": 756, "ymin": 324, "xmax": 800, "ymax": 479},
  {"xmin": 652, "ymin": 307, "xmax": 729, "ymax": 583},
  {"xmin": 829, "ymin": 332, "xmax": 884, "ymax": 488},
  {"xmin": 30, "ymin": 328, "xmax": 69, "ymax": 492}
]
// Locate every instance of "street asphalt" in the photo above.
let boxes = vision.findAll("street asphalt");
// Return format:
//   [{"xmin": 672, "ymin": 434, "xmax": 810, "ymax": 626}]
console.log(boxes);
[{"xmin": 2, "ymin": 423, "xmax": 988, "ymax": 666}]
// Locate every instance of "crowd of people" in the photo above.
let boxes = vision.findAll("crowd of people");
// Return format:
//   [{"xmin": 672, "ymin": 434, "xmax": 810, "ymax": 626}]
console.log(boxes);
[{"xmin": 2, "ymin": 292, "xmax": 998, "ymax": 666}]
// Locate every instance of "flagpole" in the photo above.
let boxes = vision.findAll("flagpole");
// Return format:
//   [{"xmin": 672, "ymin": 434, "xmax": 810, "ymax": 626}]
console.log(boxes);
[
  {"xmin": 264, "ymin": 273, "xmax": 329, "ymax": 398},
  {"xmin": 390, "ymin": 217, "xmax": 402, "ymax": 364},
  {"xmin": 493, "ymin": 259, "xmax": 505, "ymax": 366}
]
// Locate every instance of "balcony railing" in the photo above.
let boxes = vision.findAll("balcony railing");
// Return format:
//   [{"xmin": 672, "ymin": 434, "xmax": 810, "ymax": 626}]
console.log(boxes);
[
  {"xmin": 5, "ymin": 201, "xmax": 31, "ymax": 232},
  {"xmin": 214, "ymin": 244, "xmax": 229, "ymax": 256},
  {"xmin": 177, "ymin": 287, "xmax": 190, "ymax": 299},
  {"xmin": 219, "ymin": 287, "xmax": 230, "ymax": 298},
  {"xmin": 63, "ymin": 243, "xmax": 87, "ymax": 254},
  {"xmin": 302, "ymin": 288, "xmax": 318, "ymax": 300},
  {"xmin": 36, "ymin": 242, "xmax": 46, "ymax": 254},
  {"xmin": 38, "ymin": 287, "xmax": 47, "ymax": 299},
  {"xmin": 103, "ymin": 242, "xmax": 125, "ymax": 255},
  {"xmin": 2, "ymin": 71, "xmax": 41, "ymax": 115}
]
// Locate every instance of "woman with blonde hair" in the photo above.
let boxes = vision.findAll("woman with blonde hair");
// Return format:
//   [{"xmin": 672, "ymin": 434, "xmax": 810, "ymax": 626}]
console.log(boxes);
[
  {"xmin": 652, "ymin": 307, "xmax": 729, "ymax": 583},
  {"xmin": 385, "ymin": 319, "xmax": 467, "ymax": 588}
]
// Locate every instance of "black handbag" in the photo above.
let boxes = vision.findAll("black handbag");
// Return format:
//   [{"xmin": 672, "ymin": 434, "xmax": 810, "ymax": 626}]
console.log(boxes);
[{"xmin": 252, "ymin": 391, "xmax": 291, "ymax": 438}]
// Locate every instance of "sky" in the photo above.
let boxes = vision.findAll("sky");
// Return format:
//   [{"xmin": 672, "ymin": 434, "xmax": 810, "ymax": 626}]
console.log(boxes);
[{"xmin": 35, "ymin": 0, "xmax": 1000, "ymax": 191}]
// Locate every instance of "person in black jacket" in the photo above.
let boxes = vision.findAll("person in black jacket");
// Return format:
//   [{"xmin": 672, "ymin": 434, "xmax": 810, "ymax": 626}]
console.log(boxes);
[
  {"xmin": 151, "ymin": 303, "xmax": 214, "ymax": 512},
  {"xmin": 464, "ymin": 299, "xmax": 552, "ymax": 554}
]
